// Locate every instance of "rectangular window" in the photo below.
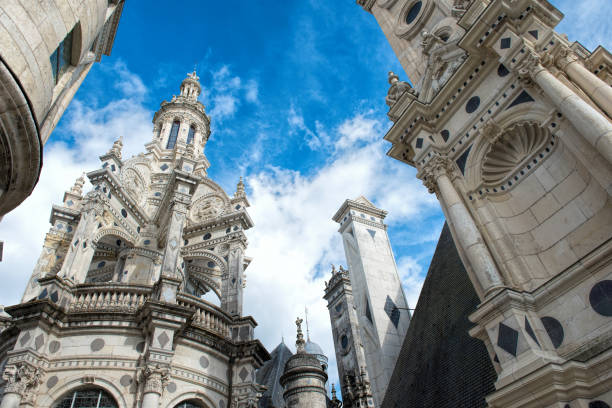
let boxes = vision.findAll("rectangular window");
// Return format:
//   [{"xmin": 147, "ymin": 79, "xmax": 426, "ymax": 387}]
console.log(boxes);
[
  {"xmin": 186, "ymin": 126, "xmax": 195, "ymax": 144},
  {"xmin": 166, "ymin": 121, "xmax": 180, "ymax": 149},
  {"xmin": 50, "ymin": 29, "xmax": 74, "ymax": 85}
]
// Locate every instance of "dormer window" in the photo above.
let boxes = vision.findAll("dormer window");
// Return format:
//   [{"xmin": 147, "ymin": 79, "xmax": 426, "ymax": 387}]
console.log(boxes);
[
  {"xmin": 187, "ymin": 125, "xmax": 195, "ymax": 144},
  {"xmin": 166, "ymin": 120, "xmax": 180, "ymax": 149},
  {"xmin": 50, "ymin": 28, "xmax": 74, "ymax": 85}
]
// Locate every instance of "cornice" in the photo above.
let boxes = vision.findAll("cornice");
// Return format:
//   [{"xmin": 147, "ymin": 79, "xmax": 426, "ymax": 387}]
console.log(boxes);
[{"xmin": 332, "ymin": 198, "xmax": 387, "ymax": 222}]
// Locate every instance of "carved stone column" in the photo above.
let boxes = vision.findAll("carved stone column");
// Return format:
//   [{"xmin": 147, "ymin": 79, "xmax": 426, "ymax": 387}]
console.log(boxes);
[
  {"xmin": 0, "ymin": 364, "xmax": 43, "ymax": 408},
  {"xmin": 419, "ymin": 157, "xmax": 504, "ymax": 297},
  {"xmin": 140, "ymin": 364, "xmax": 169, "ymax": 408},
  {"xmin": 519, "ymin": 50, "xmax": 612, "ymax": 165},
  {"xmin": 222, "ymin": 243, "xmax": 245, "ymax": 316},
  {"xmin": 556, "ymin": 47, "xmax": 612, "ymax": 119},
  {"xmin": 57, "ymin": 196, "xmax": 103, "ymax": 284}
]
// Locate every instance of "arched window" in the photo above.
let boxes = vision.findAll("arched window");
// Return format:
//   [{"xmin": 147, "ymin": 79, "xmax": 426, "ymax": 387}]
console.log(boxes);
[
  {"xmin": 174, "ymin": 400, "xmax": 205, "ymax": 408},
  {"xmin": 55, "ymin": 388, "xmax": 118, "ymax": 408},
  {"xmin": 187, "ymin": 125, "xmax": 196, "ymax": 145},
  {"xmin": 166, "ymin": 121, "xmax": 180, "ymax": 149}
]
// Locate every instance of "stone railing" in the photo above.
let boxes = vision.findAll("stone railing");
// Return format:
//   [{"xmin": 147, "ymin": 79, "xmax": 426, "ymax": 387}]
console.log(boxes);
[
  {"xmin": 68, "ymin": 283, "xmax": 152, "ymax": 313},
  {"xmin": 177, "ymin": 293, "xmax": 231, "ymax": 338}
]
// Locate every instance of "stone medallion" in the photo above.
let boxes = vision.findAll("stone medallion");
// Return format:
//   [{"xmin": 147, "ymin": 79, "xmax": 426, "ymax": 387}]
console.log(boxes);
[
  {"xmin": 91, "ymin": 338, "xmax": 105, "ymax": 352},
  {"xmin": 199, "ymin": 356, "xmax": 209, "ymax": 369},
  {"xmin": 190, "ymin": 196, "xmax": 225, "ymax": 223},
  {"xmin": 47, "ymin": 376, "xmax": 59, "ymax": 389}
]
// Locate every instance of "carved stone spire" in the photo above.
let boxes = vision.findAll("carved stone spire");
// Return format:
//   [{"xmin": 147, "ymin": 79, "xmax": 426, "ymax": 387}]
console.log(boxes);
[
  {"xmin": 69, "ymin": 174, "xmax": 86, "ymax": 196},
  {"xmin": 295, "ymin": 316, "xmax": 305, "ymax": 353},
  {"xmin": 180, "ymin": 70, "xmax": 202, "ymax": 102},
  {"xmin": 108, "ymin": 136, "xmax": 123, "ymax": 159},
  {"xmin": 234, "ymin": 177, "xmax": 246, "ymax": 199}
]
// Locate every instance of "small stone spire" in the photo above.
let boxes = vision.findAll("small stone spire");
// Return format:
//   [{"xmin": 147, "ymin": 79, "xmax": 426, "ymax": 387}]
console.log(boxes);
[
  {"xmin": 180, "ymin": 70, "xmax": 202, "ymax": 102},
  {"xmin": 69, "ymin": 174, "xmax": 86, "ymax": 196},
  {"xmin": 295, "ymin": 316, "xmax": 305, "ymax": 353},
  {"xmin": 234, "ymin": 177, "xmax": 246, "ymax": 198},
  {"xmin": 108, "ymin": 136, "xmax": 123, "ymax": 159},
  {"xmin": 305, "ymin": 306, "xmax": 311, "ymax": 341}
]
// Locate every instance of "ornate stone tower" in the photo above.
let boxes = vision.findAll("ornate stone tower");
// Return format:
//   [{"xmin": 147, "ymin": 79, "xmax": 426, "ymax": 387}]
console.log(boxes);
[
  {"xmin": 279, "ymin": 318, "xmax": 328, "ymax": 408},
  {"xmin": 359, "ymin": 0, "xmax": 612, "ymax": 406},
  {"xmin": 0, "ymin": 72, "xmax": 269, "ymax": 408},
  {"xmin": 326, "ymin": 196, "xmax": 410, "ymax": 406},
  {"xmin": 0, "ymin": 0, "xmax": 125, "ymax": 218},
  {"xmin": 324, "ymin": 266, "xmax": 374, "ymax": 408}
]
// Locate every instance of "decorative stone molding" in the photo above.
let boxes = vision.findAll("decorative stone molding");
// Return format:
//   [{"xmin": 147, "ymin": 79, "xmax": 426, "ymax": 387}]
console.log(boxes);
[{"xmin": 555, "ymin": 46, "xmax": 580, "ymax": 71}]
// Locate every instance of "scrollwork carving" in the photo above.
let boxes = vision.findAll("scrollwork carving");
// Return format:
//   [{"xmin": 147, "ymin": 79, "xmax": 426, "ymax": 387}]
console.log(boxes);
[{"xmin": 140, "ymin": 363, "xmax": 169, "ymax": 396}]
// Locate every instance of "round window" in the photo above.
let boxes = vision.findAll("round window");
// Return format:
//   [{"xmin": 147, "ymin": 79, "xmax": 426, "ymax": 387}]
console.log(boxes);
[{"xmin": 405, "ymin": 1, "xmax": 422, "ymax": 25}]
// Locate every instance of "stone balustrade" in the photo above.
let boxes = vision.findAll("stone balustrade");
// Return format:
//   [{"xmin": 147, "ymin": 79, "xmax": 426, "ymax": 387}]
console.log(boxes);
[
  {"xmin": 177, "ymin": 293, "xmax": 231, "ymax": 338},
  {"xmin": 69, "ymin": 283, "xmax": 151, "ymax": 313}
]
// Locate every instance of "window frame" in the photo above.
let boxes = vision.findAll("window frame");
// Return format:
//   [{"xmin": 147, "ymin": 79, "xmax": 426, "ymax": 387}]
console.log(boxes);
[{"xmin": 166, "ymin": 120, "xmax": 181, "ymax": 149}]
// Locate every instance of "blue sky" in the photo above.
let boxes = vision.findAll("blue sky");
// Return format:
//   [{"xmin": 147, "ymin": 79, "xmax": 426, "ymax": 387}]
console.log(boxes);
[{"xmin": 1, "ymin": 0, "xmax": 611, "ymax": 394}]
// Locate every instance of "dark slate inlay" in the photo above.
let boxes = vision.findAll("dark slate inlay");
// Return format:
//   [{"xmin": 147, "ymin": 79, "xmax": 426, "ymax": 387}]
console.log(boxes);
[
  {"xmin": 415, "ymin": 138, "xmax": 424, "ymax": 149},
  {"xmin": 157, "ymin": 332, "xmax": 170, "ymax": 348},
  {"xmin": 335, "ymin": 303, "xmax": 342, "ymax": 313},
  {"xmin": 384, "ymin": 296, "xmax": 401, "ymax": 328},
  {"xmin": 50, "ymin": 291, "xmax": 59, "ymax": 303},
  {"xmin": 498, "ymin": 64, "xmax": 510, "ymax": 77},
  {"xmin": 110, "ymin": 164, "xmax": 116, "ymax": 171},
  {"xmin": 507, "ymin": 90, "xmax": 535, "ymax": 109},
  {"xmin": 589, "ymin": 280, "xmax": 612, "ymax": 316},
  {"xmin": 91, "ymin": 338, "xmax": 105, "ymax": 352},
  {"xmin": 219, "ymin": 400, "xmax": 226, "ymax": 408},
  {"xmin": 121, "ymin": 209, "xmax": 128, "ymax": 218},
  {"xmin": 207, "ymin": 261, "xmax": 215, "ymax": 268},
  {"xmin": 405, "ymin": 1, "xmax": 422, "ymax": 24},
  {"xmin": 456, "ymin": 145, "xmax": 472, "ymax": 175},
  {"xmin": 98, "ymin": 261, "xmax": 106, "ymax": 268},
  {"xmin": 135, "ymin": 341, "xmax": 145, "ymax": 353},
  {"xmin": 20, "ymin": 331, "xmax": 31, "ymax": 346},
  {"xmin": 341, "ymin": 335, "xmax": 348, "ymax": 349},
  {"xmin": 34, "ymin": 334, "xmax": 45, "ymax": 351},
  {"xmin": 367, "ymin": 229, "xmax": 376, "ymax": 239},
  {"xmin": 500, "ymin": 37, "xmax": 511, "ymax": 49},
  {"xmin": 200, "ymin": 356, "xmax": 210, "ymax": 369},
  {"xmin": 365, "ymin": 299, "xmax": 373, "ymax": 323},
  {"xmin": 167, "ymin": 382, "xmax": 177, "ymax": 393},
  {"xmin": 47, "ymin": 375, "xmax": 59, "ymax": 389},
  {"xmin": 441, "ymin": 129, "xmax": 450, "ymax": 142},
  {"xmin": 541, "ymin": 316, "xmax": 564, "ymax": 348},
  {"xmin": 590, "ymin": 402, "xmax": 611, "ymax": 408},
  {"xmin": 466, "ymin": 96, "xmax": 480, "ymax": 114},
  {"xmin": 160, "ymin": 164, "xmax": 169, "ymax": 171},
  {"xmin": 120, "ymin": 375, "xmax": 133, "ymax": 387},
  {"xmin": 38, "ymin": 288, "xmax": 48, "ymax": 300},
  {"xmin": 203, "ymin": 233, "xmax": 211, "ymax": 240},
  {"xmin": 493, "ymin": 354, "xmax": 499, "ymax": 363},
  {"xmin": 497, "ymin": 322, "xmax": 519, "ymax": 357},
  {"xmin": 154, "ymin": 192, "xmax": 161, "ymax": 197},
  {"xmin": 528, "ymin": 30, "xmax": 539, "ymax": 39},
  {"xmin": 239, "ymin": 367, "xmax": 249, "ymax": 382},
  {"xmin": 524, "ymin": 316, "xmax": 540, "ymax": 347},
  {"xmin": 49, "ymin": 340, "xmax": 61, "ymax": 354}
]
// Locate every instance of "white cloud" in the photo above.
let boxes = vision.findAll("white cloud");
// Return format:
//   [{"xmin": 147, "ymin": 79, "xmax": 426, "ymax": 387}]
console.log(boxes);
[
  {"xmin": 335, "ymin": 113, "xmax": 381, "ymax": 150},
  {"xmin": 242, "ymin": 112, "xmax": 439, "ymax": 390},
  {"xmin": 205, "ymin": 66, "xmax": 259, "ymax": 123},
  {"xmin": 287, "ymin": 105, "xmax": 322, "ymax": 149}
]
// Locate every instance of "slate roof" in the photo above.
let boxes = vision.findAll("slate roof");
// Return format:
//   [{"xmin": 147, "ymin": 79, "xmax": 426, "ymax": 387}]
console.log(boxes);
[
  {"xmin": 381, "ymin": 223, "xmax": 497, "ymax": 408},
  {"xmin": 257, "ymin": 342, "xmax": 293, "ymax": 408}
]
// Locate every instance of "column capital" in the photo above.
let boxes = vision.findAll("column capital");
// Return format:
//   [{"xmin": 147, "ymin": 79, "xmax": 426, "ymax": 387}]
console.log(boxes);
[
  {"xmin": 516, "ymin": 49, "xmax": 549, "ymax": 86},
  {"xmin": 140, "ymin": 363, "xmax": 170, "ymax": 396},
  {"xmin": 2, "ymin": 363, "xmax": 44, "ymax": 402},
  {"xmin": 418, "ymin": 156, "xmax": 457, "ymax": 193},
  {"xmin": 555, "ymin": 46, "xmax": 581, "ymax": 71}
]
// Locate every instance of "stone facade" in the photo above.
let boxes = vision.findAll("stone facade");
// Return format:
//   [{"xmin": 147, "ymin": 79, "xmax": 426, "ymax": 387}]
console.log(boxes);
[
  {"xmin": 0, "ymin": 0, "xmax": 125, "ymax": 217},
  {"xmin": 325, "ymin": 196, "xmax": 410, "ymax": 407},
  {"xmin": 0, "ymin": 73, "xmax": 269, "ymax": 408},
  {"xmin": 359, "ymin": 0, "xmax": 612, "ymax": 406}
]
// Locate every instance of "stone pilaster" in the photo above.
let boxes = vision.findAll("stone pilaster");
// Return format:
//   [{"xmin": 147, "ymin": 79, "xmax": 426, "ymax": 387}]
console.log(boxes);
[
  {"xmin": 139, "ymin": 363, "xmax": 169, "ymax": 408},
  {"xmin": 222, "ymin": 243, "xmax": 245, "ymax": 316}
]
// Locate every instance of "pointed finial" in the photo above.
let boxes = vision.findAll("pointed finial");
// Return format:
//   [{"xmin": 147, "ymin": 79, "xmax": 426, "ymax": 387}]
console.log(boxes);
[
  {"xmin": 108, "ymin": 136, "xmax": 123, "ymax": 159},
  {"xmin": 70, "ymin": 173, "xmax": 86, "ymax": 196},
  {"xmin": 331, "ymin": 264, "xmax": 336, "ymax": 274},
  {"xmin": 388, "ymin": 71, "xmax": 399, "ymax": 85},
  {"xmin": 234, "ymin": 176, "xmax": 246, "ymax": 198},
  {"xmin": 295, "ymin": 316, "xmax": 305, "ymax": 353}
]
